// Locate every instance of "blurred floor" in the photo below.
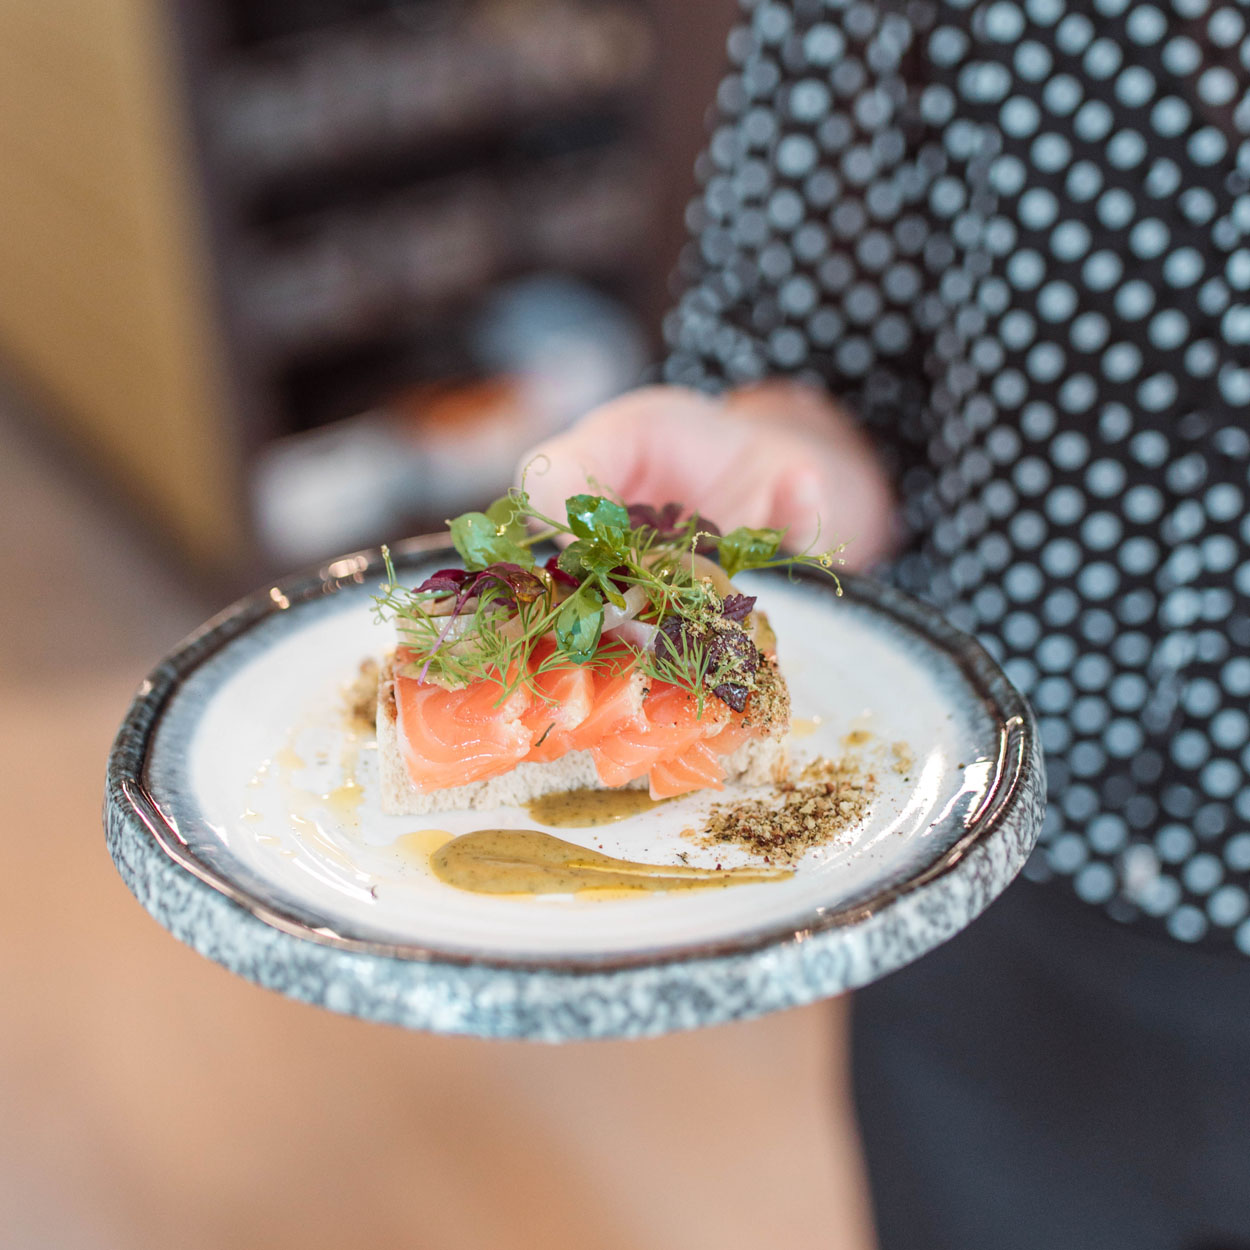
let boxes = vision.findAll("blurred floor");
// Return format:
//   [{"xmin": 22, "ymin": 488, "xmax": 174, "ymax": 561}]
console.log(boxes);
[{"xmin": 0, "ymin": 385, "xmax": 875, "ymax": 1250}]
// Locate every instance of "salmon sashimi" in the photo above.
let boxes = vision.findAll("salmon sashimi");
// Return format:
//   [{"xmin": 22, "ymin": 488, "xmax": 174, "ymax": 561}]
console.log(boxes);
[
  {"xmin": 648, "ymin": 740, "xmax": 728, "ymax": 799},
  {"xmin": 562, "ymin": 662, "xmax": 648, "ymax": 750},
  {"xmin": 646, "ymin": 718, "xmax": 757, "ymax": 798},
  {"xmin": 396, "ymin": 675, "xmax": 534, "ymax": 791},
  {"xmin": 591, "ymin": 684, "xmax": 710, "ymax": 788},
  {"xmin": 523, "ymin": 646, "xmax": 645, "ymax": 763},
  {"xmin": 520, "ymin": 649, "xmax": 595, "ymax": 763},
  {"xmin": 395, "ymin": 648, "xmax": 762, "ymax": 795}
]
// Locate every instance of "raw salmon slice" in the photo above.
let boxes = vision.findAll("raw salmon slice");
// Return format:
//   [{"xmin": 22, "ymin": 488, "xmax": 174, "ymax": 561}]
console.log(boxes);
[
  {"xmin": 521, "ymin": 644, "xmax": 595, "ymax": 763},
  {"xmin": 565, "ymin": 661, "xmax": 648, "ymax": 748},
  {"xmin": 524, "ymin": 646, "xmax": 645, "ymax": 762},
  {"xmin": 648, "ymin": 739, "xmax": 728, "ymax": 799},
  {"xmin": 395, "ymin": 668, "xmax": 534, "ymax": 791},
  {"xmin": 590, "ymin": 684, "xmax": 714, "ymax": 788},
  {"xmin": 395, "ymin": 646, "xmax": 762, "ymax": 796}
]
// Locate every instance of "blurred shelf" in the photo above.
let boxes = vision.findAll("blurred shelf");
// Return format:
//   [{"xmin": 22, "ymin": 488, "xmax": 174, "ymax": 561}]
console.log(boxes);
[
  {"xmin": 207, "ymin": 2, "xmax": 653, "ymax": 194},
  {"xmin": 0, "ymin": 0, "xmax": 732, "ymax": 582},
  {"xmin": 236, "ymin": 149, "xmax": 653, "ymax": 359}
]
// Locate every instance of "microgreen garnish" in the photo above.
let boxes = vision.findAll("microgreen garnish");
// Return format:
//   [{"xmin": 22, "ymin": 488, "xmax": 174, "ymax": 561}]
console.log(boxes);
[
  {"xmin": 555, "ymin": 583, "xmax": 605, "ymax": 659},
  {"xmin": 375, "ymin": 488, "xmax": 844, "ymax": 711}
]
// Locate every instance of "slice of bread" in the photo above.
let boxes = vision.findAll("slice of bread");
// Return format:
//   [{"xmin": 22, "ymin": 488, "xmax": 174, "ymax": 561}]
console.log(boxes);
[{"xmin": 375, "ymin": 654, "xmax": 790, "ymax": 815}]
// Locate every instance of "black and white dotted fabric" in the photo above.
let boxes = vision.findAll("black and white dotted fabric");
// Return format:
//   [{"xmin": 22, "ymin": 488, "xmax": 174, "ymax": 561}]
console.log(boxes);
[{"xmin": 665, "ymin": 0, "xmax": 1250, "ymax": 949}]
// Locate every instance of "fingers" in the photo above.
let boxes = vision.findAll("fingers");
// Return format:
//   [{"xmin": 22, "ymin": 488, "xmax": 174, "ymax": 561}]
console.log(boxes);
[
  {"xmin": 515, "ymin": 383, "xmax": 896, "ymax": 569},
  {"xmin": 725, "ymin": 385, "xmax": 895, "ymax": 566},
  {"xmin": 766, "ymin": 457, "xmax": 893, "ymax": 568},
  {"xmin": 517, "ymin": 387, "xmax": 728, "ymax": 521},
  {"xmin": 724, "ymin": 380, "xmax": 850, "ymax": 437}
]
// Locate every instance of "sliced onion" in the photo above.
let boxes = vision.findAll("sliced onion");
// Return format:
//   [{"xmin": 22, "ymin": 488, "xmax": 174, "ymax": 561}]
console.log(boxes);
[
  {"xmin": 435, "ymin": 614, "xmax": 483, "ymax": 645},
  {"xmin": 605, "ymin": 619, "xmax": 658, "ymax": 651},
  {"xmin": 601, "ymin": 584, "xmax": 649, "ymax": 631},
  {"xmin": 424, "ymin": 594, "xmax": 474, "ymax": 618},
  {"xmin": 687, "ymin": 552, "xmax": 736, "ymax": 597},
  {"xmin": 749, "ymin": 608, "xmax": 777, "ymax": 655},
  {"xmin": 433, "ymin": 607, "xmax": 524, "ymax": 650}
]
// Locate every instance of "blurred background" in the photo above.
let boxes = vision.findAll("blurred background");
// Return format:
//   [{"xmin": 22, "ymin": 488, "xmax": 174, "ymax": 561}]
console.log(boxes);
[
  {"xmin": 0, "ymin": 0, "xmax": 740, "ymax": 578},
  {"xmin": 0, "ymin": 1, "xmax": 874, "ymax": 1247}
]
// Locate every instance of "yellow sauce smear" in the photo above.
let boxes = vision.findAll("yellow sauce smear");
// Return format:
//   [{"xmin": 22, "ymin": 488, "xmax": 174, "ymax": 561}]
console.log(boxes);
[
  {"xmin": 274, "ymin": 745, "xmax": 305, "ymax": 772},
  {"xmin": 429, "ymin": 830, "xmax": 792, "ymax": 896},
  {"xmin": 322, "ymin": 779, "xmax": 364, "ymax": 821},
  {"xmin": 525, "ymin": 788, "xmax": 666, "ymax": 827},
  {"xmin": 400, "ymin": 828, "xmax": 456, "ymax": 858},
  {"xmin": 790, "ymin": 716, "xmax": 824, "ymax": 738}
]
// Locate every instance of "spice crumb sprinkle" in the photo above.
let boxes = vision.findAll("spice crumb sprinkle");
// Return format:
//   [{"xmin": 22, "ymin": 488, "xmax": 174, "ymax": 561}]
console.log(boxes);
[
  {"xmin": 345, "ymin": 658, "xmax": 380, "ymax": 732},
  {"xmin": 697, "ymin": 755, "xmax": 876, "ymax": 864}
]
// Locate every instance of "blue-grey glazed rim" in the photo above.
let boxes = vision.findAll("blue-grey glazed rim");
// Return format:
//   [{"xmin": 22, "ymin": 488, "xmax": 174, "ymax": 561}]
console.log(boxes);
[{"xmin": 104, "ymin": 536, "xmax": 1046, "ymax": 1041}]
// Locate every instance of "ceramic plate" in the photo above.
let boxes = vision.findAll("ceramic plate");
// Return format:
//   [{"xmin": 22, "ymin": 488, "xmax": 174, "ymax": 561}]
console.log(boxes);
[{"xmin": 105, "ymin": 537, "xmax": 1044, "ymax": 1041}]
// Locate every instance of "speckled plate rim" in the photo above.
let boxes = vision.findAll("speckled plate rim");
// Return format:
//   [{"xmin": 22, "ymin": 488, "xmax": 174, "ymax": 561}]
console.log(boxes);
[{"xmin": 104, "ymin": 536, "xmax": 1045, "ymax": 1041}]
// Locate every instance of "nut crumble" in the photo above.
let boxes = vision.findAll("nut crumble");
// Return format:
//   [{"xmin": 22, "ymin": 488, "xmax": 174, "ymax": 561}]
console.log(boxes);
[{"xmin": 696, "ymin": 754, "xmax": 876, "ymax": 864}]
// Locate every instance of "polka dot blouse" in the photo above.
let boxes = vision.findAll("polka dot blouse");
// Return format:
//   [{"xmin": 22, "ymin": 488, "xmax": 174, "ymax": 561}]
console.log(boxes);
[{"xmin": 665, "ymin": 0, "xmax": 1250, "ymax": 950}]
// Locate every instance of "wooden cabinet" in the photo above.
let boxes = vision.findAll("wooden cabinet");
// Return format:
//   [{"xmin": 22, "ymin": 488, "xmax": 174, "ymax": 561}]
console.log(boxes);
[{"xmin": 0, "ymin": 0, "xmax": 243, "ymax": 571}]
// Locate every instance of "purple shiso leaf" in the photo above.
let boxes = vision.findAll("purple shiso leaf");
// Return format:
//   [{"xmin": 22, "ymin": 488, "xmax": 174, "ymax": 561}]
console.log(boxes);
[
  {"xmin": 707, "ymin": 624, "xmax": 759, "ymax": 677},
  {"xmin": 712, "ymin": 682, "xmax": 750, "ymax": 713},
  {"xmin": 652, "ymin": 614, "xmax": 691, "ymax": 667},
  {"xmin": 415, "ymin": 568, "xmax": 470, "ymax": 596},
  {"xmin": 626, "ymin": 501, "xmax": 722, "ymax": 549},
  {"xmin": 692, "ymin": 519, "xmax": 723, "ymax": 555},
  {"xmin": 470, "ymin": 562, "xmax": 545, "ymax": 605},
  {"xmin": 652, "ymin": 613, "xmax": 760, "ymax": 711},
  {"xmin": 626, "ymin": 501, "xmax": 684, "ymax": 533},
  {"xmin": 544, "ymin": 554, "xmax": 580, "ymax": 589},
  {"xmin": 720, "ymin": 593, "xmax": 757, "ymax": 622},
  {"xmin": 414, "ymin": 563, "xmax": 544, "ymax": 682}
]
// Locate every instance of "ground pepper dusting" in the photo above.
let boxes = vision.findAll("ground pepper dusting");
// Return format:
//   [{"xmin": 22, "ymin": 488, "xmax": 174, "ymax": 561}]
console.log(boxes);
[
  {"xmin": 696, "ymin": 755, "xmax": 876, "ymax": 865},
  {"xmin": 345, "ymin": 658, "xmax": 380, "ymax": 733}
]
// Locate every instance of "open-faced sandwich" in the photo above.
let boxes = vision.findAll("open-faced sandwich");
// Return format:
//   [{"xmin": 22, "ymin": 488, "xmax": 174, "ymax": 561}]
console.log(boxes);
[{"xmin": 373, "ymin": 488, "xmax": 840, "ymax": 814}]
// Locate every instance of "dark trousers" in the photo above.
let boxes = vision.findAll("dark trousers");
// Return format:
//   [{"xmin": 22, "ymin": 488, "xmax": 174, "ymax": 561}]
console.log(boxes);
[{"xmin": 852, "ymin": 880, "xmax": 1250, "ymax": 1250}]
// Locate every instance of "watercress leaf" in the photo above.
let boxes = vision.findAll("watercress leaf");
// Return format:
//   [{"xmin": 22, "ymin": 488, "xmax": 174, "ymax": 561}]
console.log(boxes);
[
  {"xmin": 556, "ymin": 538, "xmax": 626, "ymax": 606},
  {"xmin": 566, "ymin": 494, "xmax": 629, "ymax": 541},
  {"xmin": 449, "ymin": 511, "xmax": 534, "ymax": 571},
  {"xmin": 556, "ymin": 540, "xmax": 589, "ymax": 577},
  {"xmin": 555, "ymin": 589, "xmax": 604, "ymax": 660},
  {"xmin": 717, "ymin": 525, "xmax": 785, "ymax": 579},
  {"xmin": 485, "ymin": 494, "xmax": 529, "ymax": 545},
  {"xmin": 593, "ymin": 571, "xmax": 628, "ymax": 610}
]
